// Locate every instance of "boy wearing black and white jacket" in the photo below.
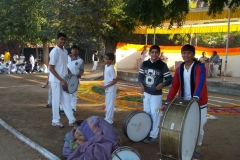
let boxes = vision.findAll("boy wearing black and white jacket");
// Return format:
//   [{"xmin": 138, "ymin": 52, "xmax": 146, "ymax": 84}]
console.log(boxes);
[{"xmin": 138, "ymin": 44, "xmax": 172, "ymax": 143}]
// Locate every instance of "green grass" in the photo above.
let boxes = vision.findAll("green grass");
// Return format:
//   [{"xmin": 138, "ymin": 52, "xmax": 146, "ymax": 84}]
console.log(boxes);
[
  {"xmin": 91, "ymin": 86, "xmax": 121, "ymax": 95},
  {"xmin": 120, "ymin": 96, "xmax": 142, "ymax": 103}
]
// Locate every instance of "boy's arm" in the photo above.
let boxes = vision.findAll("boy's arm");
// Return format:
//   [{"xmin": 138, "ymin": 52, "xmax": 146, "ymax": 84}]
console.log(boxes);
[
  {"xmin": 138, "ymin": 63, "xmax": 145, "ymax": 93},
  {"xmin": 193, "ymin": 64, "xmax": 206, "ymax": 99},
  {"xmin": 165, "ymin": 68, "xmax": 180, "ymax": 104},
  {"xmin": 103, "ymin": 66, "xmax": 117, "ymax": 89},
  {"xmin": 156, "ymin": 65, "xmax": 172, "ymax": 90},
  {"xmin": 78, "ymin": 62, "xmax": 84, "ymax": 78}
]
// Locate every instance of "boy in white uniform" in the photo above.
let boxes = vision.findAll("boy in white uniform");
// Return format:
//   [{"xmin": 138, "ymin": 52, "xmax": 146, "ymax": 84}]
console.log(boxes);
[
  {"xmin": 101, "ymin": 53, "xmax": 117, "ymax": 125},
  {"xmin": 49, "ymin": 32, "xmax": 76, "ymax": 128},
  {"xmin": 10, "ymin": 61, "xmax": 17, "ymax": 73},
  {"xmin": 2, "ymin": 63, "xmax": 10, "ymax": 74},
  {"xmin": 19, "ymin": 53, "xmax": 25, "ymax": 64},
  {"xmin": 13, "ymin": 53, "xmax": 19, "ymax": 63},
  {"xmin": 67, "ymin": 45, "xmax": 84, "ymax": 112},
  {"xmin": 17, "ymin": 64, "xmax": 26, "ymax": 74},
  {"xmin": 29, "ymin": 54, "xmax": 35, "ymax": 70}
]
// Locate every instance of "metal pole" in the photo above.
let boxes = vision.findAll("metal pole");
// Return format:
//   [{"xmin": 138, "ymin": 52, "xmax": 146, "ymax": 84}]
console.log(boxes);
[
  {"xmin": 153, "ymin": 28, "xmax": 156, "ymax": 45},
  {"xmin": 224, "ymin": 8, "xmax": 230, "ymax": 82},
  {"xmin": 145, "ymin": 34, "xmax": 148, "ymax": 45}
]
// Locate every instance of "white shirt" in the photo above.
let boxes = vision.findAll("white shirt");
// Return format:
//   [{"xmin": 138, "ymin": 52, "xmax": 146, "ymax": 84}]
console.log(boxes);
[
  {"xmin": 10, "ymin": 63, "xmax": 17, "ymax": 70},
  {"xmin": 19, "ymin": 56, "xmax": 25, "ymax": 64},
  {"xmin": 18, "ymin": 66, "xmax": 25, "ymax": 72},
  {"xmin": 104, "ymin": 64, "xmax": 116, "ymax": 92},
  {"xmin": 13, "ymin": 55, "xmax": 19, "ymax": 61},
  {"xmin": 183, "ymin": 62, "xmax": 194, "ymax": 100},
  {"xmin": 67, "ymin": 55, "xmax": 84, "ymax": 76},
  {"xmin": 49, "ymin": 46, "xmax": 68, "ymax": 82},
  {"xmin": 29, "ymin": 56, "xmax": 35, "ymax": 64}
]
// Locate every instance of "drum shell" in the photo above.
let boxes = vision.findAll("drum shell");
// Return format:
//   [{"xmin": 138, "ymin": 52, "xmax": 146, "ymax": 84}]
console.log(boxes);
[
  {"xmin": 122, "ymin": 110, "xmax": 152, "ymax": 142},
  {"xmin": 159, "ymin": 98, "xmax": 200, "ymax": 160}
]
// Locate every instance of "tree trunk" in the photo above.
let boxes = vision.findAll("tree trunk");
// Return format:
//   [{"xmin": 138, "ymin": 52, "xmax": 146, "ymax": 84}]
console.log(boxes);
[
  {"xmin": 105, "ymin": 37, "xmax": 117, "ymax": 54},
  {"xmin": 42, "ymin": 39, "xmax": 49, "ymax": 65}
]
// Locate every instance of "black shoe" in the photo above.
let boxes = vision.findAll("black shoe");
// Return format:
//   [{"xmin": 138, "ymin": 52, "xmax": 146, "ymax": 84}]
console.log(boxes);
[
  {"xmin": 59, "ymin": 110, "xmax": 65, "ymax": 115},
  {"xmin": 143, "ymin": 136, "xmax": 157, "ymax": 144},
  {"xmin": 45, "ymin": 104, "xmax": 52, "ymax": 108}
]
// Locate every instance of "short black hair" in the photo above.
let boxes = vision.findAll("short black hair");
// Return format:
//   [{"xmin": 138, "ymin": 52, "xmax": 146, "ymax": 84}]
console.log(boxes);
[
  {"xmin": 181, "ymin": 44, "xmax": 195, "ymax": 54},
  {"xmin": 105, "ymin": 53, "xmax": 115, "ymax": 61},
  {"xmin": 57, "ymin": 32, "xmax": 67, "ymax": 39},
  {"xmin": 149, "ymin": 45, "xmax": 160, "ymax": 52},
  {"xmin": 71, "ymin": 45, "xmax": 79, "ymax": 50}
]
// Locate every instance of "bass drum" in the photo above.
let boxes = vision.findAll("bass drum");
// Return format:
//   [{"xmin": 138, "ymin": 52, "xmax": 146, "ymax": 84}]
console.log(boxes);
[
  {"xmin": 122, "ymin": 110, "xmax": 152, "ymax": 142},
  {"xmin": 111, "ymin": 146, "xmax": 141, "ymax": 160},
  {"xmin": 159, "ymin": 98, "xmax": 200, "ymax": 160},
  {"xmin": 62, "ymin": 74, "xmax": 79, "ymax": 94}
]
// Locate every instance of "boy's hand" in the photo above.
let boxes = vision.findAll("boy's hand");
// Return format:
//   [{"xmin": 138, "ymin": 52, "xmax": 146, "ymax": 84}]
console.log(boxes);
[
  {"xmin": 162, "ymin": 104, "xmax": 167, "ymax": 111},
  {"xmin": 139, "ymin": 84, "xmax": 144, "ymax": 93},
  {"xmin": 191, "ymin": 97, "xmax": 199, "ymax": 102},
  {"xmin": 100, "ymin": 85, "xmax": 107, "ymax": 90},
  {"xmin": 61, "ymin": 79, "xmax": 67, "ymax": 87},
  {"xmin": 156, "ymin": 83, "xmax": 165, "ymax": 90}
]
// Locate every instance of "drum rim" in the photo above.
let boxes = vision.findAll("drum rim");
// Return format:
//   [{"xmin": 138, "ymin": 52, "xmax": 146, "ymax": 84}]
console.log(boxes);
[
  {"xmin": 122, "ymin": 110, "xmax": 152, "ymax": 142},
  {"xmin": 159, "ymin": 97, "xmax": 201, "ymax": 159},
  {"xmin": 111, "ymin": 146, "xmax": 141, "ymax": 159}
]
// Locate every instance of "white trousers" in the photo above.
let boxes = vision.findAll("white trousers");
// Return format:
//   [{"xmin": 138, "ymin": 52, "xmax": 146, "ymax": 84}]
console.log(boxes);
[
  {"xmin": 51, "ymin": 82, "xmax": 75, "ymax": 123},
  {"xmin": 70, "ymin": 90, "xmax": 78, "ymax": 111},
  {"xmin": 92, "ymin": 61, "xmax": 98, "ymax": 71},
  {"xmin": 47, "ymin": 84, "xmax": 52, "ymax": 105},
  {"xmin": 197, "ymin": 107, "xmax": 207, "ymax": 146},
  {"xmin": 212, "ymin": 64, "xmax": 219, "ymax": 77},
  {"xmin": 143, "ymin": 92, "xmax": 162, "ymax": 138},
  {"xmin": 104, "ymin": 90, "xmax": 116, "ymax": 124}
]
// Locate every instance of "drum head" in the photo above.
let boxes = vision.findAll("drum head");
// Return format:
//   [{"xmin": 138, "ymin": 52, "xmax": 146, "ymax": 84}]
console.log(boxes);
[
  {"xmin": 181, "ymin": 101, "xmax": 200, "ymax": 160},
  {"xmin": 67, "ymin": 75, "xmax": 79, "ymax": 93},
  {"xmin": 123, "ymin": 111, "xmax": 152, "ymax": 142},
  {"xmin": 111, "ymin": 146, "xmax": 141, "ymax": 160}
]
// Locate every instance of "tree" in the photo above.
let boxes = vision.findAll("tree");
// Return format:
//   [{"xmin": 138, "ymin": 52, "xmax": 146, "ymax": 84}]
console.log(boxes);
[{"xmin": 0, "ymin": 0, "xmax": 43, "ymax": 50}]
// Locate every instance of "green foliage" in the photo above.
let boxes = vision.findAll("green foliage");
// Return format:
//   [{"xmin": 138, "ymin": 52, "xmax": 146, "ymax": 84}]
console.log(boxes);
[
  {"xmin": 92, "ymin": 86, "xmax": 120, "ymax": 95},
  {"xmin": 120, "ymin": 96, "xmax": 142, "ymax": 103},
  {"xmin": 197, "ymin": 32, "xmax": 240, "ymax": 48},
  {"xmin": 168, "ymin": 34, "xmax": 190, "ymax": 45},
  {"xmin": 124, "ymin": 0, "xmax": 189, "ymax": 28}
]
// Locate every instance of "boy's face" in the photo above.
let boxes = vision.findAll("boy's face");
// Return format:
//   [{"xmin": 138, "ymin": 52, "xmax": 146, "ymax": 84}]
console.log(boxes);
[
  {"xmin": 104, "ymin": 55, "xmax": 112, "ymax": 64},
  {"xmin": 181, "ymin": 50, "xmax": 195, "ymax": 62},
  {"xmin": 57, "ymin": 36, "xmax": 66, "ymax": 47},
  {"xmin": 149, "ymin": 49, "xmax": 160, "ymax": 61},
  {"xmin": 71, "ymin": 48, "xmax": 79, "ymax": 56}
]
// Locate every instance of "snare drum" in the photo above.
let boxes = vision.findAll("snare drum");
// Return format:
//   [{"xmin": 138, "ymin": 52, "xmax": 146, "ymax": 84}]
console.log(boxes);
[
  {"xmin": 111, "ymin": 146, "xmax": 141, "ymax": 160},
  {"xmin": 122, "ymin": 110, "xmax": 152, "ymax": 142},
  {"xmin": 62, "ymin": 74, "xmax": 79, "ymax": 94},
  {"xmin": 159, "ymin": 98, "xmax": 200, "ymax": 160}
]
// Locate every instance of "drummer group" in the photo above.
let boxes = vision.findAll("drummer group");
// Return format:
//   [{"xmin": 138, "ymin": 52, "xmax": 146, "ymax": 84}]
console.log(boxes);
[{"xmin": 138, "ymin": 44, "xmax": 208, "ymax": 159}]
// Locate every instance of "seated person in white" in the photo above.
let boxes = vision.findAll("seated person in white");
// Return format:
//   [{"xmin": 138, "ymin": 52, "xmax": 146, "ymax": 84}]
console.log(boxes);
[
  {"xmin": 2, "ymin": 63, "xmax": 10, "ymax": 74},
  {"xmin": 10, "ymin": 61, "xmax": 17, "ymax": 74},
  {"xmin": 209, "ymin": 51, "xmax": 220, "ymax": 78},
  {"xmin": 17, "ymin": 64, "xmax": 26, "ymax": 74}
]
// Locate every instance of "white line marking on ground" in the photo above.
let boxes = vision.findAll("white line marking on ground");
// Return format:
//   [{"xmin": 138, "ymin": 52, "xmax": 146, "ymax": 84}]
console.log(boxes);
[
  {"xmin": 0, "ymin": 118, "xmax": 60, "ymax": 160},
  {"xmin": 208, "ymin": 96, "xmax": 240, "ymax": 102},
  {"xmin": 0, "ymin": 85, "xmax": 34, "ymax": 89},
  {"xmin": 207, "ymin": 103, "xmax": 221, "ymax": 107}
]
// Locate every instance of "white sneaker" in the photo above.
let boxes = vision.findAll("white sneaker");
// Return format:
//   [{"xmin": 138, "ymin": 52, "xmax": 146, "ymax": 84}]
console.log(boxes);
[
  {"xmin": 69, "ymin": 121, "xmax": 76, "ymax": 126},
  {"xmin": 52, "ymin": 122, "xmax": 64, "ymax": 128}
]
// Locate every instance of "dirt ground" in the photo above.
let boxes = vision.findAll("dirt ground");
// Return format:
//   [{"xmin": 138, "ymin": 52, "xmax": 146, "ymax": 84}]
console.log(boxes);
[{"xmin": 0, "ymin": 73, "xmax": 240, "ymax": 160}]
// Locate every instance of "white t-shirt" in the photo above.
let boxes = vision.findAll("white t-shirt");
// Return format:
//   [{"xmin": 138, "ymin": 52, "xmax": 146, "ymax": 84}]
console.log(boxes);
[
  {"xmin": 18, "ymin": 66, "xmax": 25, "ymax": 72},
  {"xmin": 13, "ymin": 55, "xmax": 19, "ymax": 62},
  {"xmin": 10, "ymin": 63, "xmax": 17, "ymax": 70},
  {"xmin": 183, "ymin": 62, "xmax": 194, "ymax": 100},
  {"xmin": 104, "ymin": 64, "xmax": 116, "ymax": 92},
  {"xmin": 67, "ymin": 55, "xmax": 84, "ymax": 76},
  {"xmin": 19, "ymin": 56, "xmax": 25, "ymax": 64},
  {"xmin": 49, "ymin": 46, "xmax": 68, "ymax": 82}
]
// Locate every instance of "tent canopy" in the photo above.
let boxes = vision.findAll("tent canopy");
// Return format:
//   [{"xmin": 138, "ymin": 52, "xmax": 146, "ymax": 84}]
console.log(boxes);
[{"xmin": 133, "ymin": 7, "xmax": 240, "ymax": 34}]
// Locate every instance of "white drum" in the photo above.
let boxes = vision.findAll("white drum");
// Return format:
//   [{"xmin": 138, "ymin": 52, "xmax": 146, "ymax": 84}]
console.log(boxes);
[
  {"xmin": 159, "ymin": 98, "xmax": 200, "ymax": 160},
  {"xmin": 122, "ymin": 110, "xmax": 152, "ymax": 142},
  {"xmin": 111, "ymin": 146, "xmax": 141, "ymax": 160},
  {"xmin": 62, "ymin": 74, "xmax": 79, "ymax": 94}
]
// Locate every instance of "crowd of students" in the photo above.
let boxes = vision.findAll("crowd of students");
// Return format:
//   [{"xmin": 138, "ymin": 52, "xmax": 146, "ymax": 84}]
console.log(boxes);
[{"xmin": 0, "ymin": 53, "xmax": 48, "ymax": 74}]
